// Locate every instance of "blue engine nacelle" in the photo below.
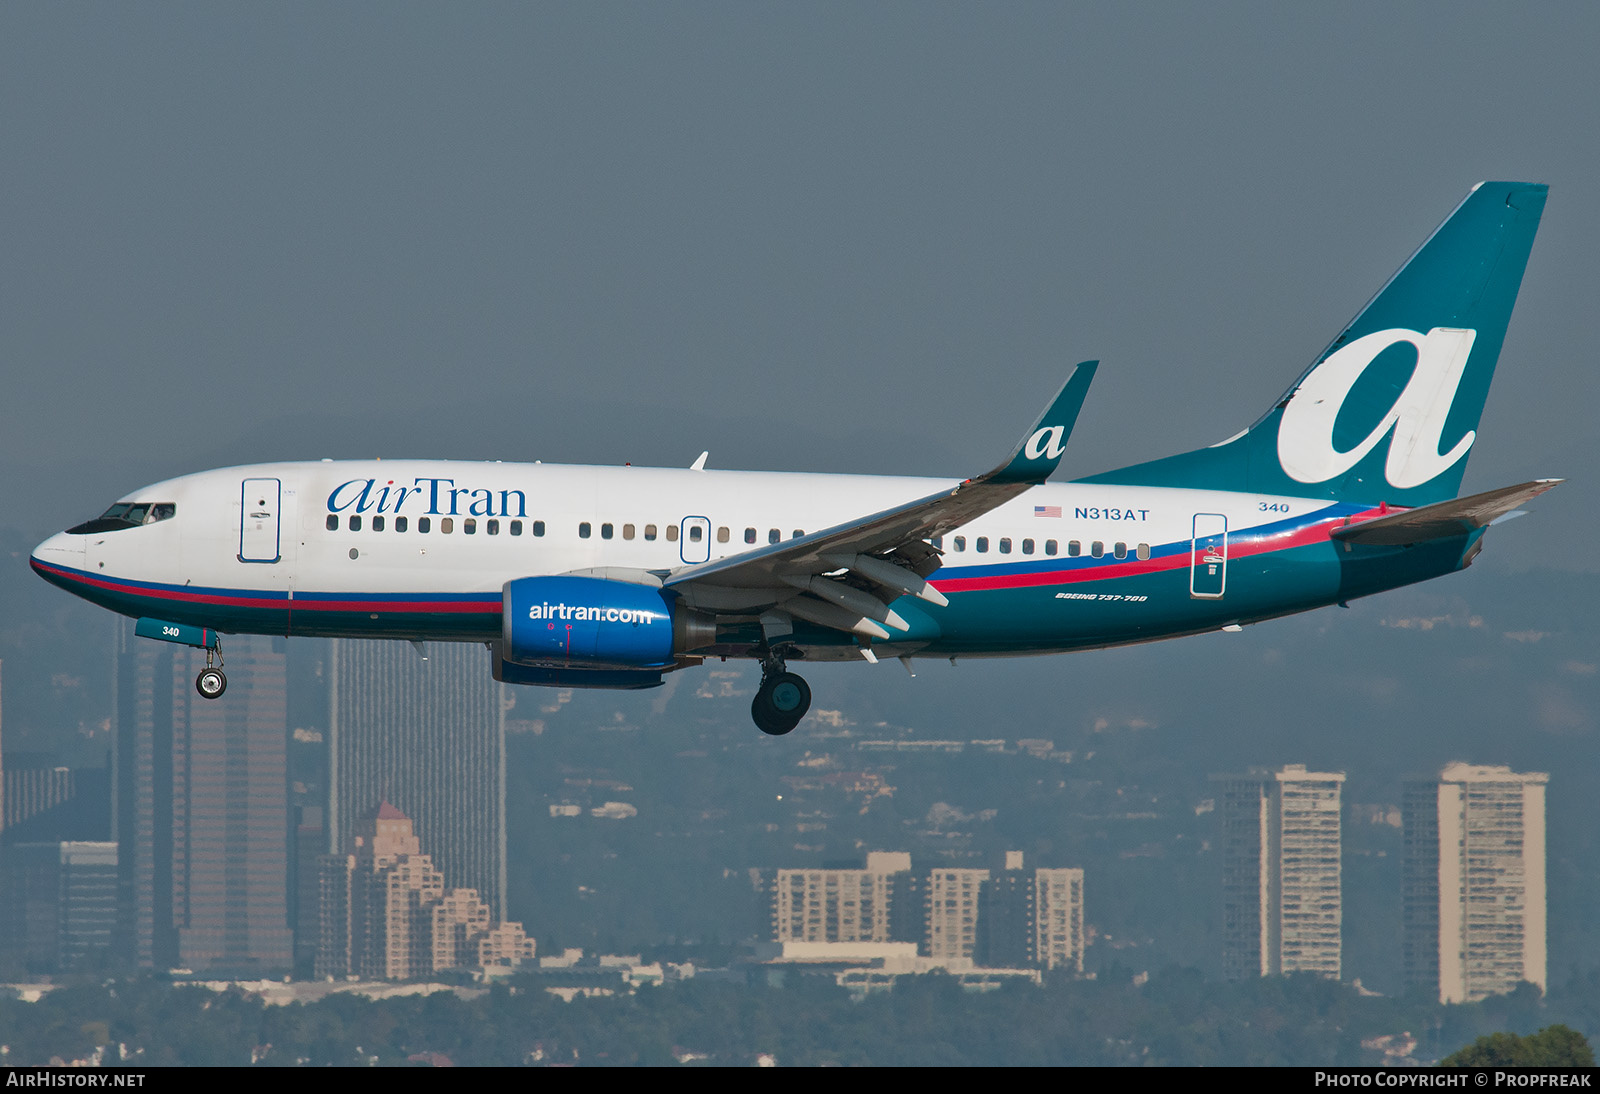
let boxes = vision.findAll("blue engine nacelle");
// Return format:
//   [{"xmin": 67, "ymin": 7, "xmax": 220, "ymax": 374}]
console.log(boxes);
[
  {"xmin": 501, "ymin": 575, "xmax": 714, "ymax": 671},
  {"xmin": 493, "ymin": 656, "xmax": 665, "ymax": 690}
]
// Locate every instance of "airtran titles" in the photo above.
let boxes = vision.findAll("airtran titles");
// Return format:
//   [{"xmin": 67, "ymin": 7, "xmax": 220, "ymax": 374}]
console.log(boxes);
[{"xmin": 327, "ymin": 477, "xmax": 528, "ymax": 518}]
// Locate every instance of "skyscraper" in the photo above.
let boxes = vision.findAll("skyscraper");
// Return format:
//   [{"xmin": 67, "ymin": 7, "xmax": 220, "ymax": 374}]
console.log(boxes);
[
  {"xmin": 317, "ymin": 802, "xmax": 534, "ymax": 980},
  {"xmin": 773, "ymin": 852, "xmax": 911, "ymax": 944},
  {"xmin": 1403, "ymin": 763, "xmax": 1547, "ymax": 1003},
  {"xmin": 0, "ymin": 841, "xmax": 117, "ymax": 971},
  {"xmin": 978, "ymin": 853, "xmax": 1086, "ymax": 973},
  {"xmin": 1214, "ymin": 764, "xmax": 1344, "ymax": 980},
  {"xmin": 114, "ymin": 630, "xmax": 292, "ymax": 972},
  {"xmin": 328, "ymin": 640, "xmax": 507, "ymax": 919},
  {"xmin": 925, "ymin": 868, "xmax": 990, "ymax": 965}
]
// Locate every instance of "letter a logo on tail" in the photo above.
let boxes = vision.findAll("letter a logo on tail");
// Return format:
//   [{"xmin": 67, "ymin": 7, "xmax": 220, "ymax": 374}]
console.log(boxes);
[{"xmin": 1277, "ymin": 327, "xmax": 1478, "ymax": 489}]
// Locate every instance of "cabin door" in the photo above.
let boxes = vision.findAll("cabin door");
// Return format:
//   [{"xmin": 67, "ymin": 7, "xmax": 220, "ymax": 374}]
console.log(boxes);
[
  {"xmin": 1189, "ymin": 513, "xmax": 1228, "ymax": 599},
  {"xmin": 239, "ymin": 478, "xmax": 283, "ymax": 563}
]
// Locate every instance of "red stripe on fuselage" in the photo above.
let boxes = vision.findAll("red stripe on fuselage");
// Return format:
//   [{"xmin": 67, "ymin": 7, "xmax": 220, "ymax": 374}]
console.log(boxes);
[
  {"xmin": 30, "ymin": 560, "xmax": 499, "ymax": 615},
  {"xmin": 929, "ymin": 509, "xmax": 1384, "ymax": 595}
]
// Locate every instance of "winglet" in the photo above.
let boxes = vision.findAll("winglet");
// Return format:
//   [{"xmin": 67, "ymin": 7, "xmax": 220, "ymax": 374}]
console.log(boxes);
[{"xmin": 978, "ymin": 361, "xmax": 1098, "ymax": 485}]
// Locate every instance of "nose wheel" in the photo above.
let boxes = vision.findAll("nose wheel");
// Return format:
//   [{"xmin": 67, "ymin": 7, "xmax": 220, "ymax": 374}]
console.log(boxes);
[
  {"xmin": 195, "ymin": 642, "xmax": 227, "ymax": 700},
  {"xmin": 752, "ymin": 668, "xmax": 811, "ymax": 736}
]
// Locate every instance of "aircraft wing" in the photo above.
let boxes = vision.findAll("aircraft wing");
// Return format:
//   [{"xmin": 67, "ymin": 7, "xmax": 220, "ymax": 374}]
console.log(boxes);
[
  {"xmin": 1330, "ymin": 479, "xmax": 1562, "ymax": 547},
  {"xmin": 662, "ymin": 362, "xmax": 1097, "ymax": 640}
]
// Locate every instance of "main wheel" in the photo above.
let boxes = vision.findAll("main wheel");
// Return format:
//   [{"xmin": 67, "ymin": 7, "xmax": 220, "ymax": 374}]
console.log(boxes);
[
  {"xmin": 196, "ymin": 668, "xmax": 228, "ymax": 700},
  {"xmin": 752, "ymin": 671, "xmax": 811, "ymax": 735}
]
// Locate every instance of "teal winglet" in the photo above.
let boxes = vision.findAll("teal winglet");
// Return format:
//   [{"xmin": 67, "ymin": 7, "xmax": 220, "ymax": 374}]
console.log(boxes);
[{"xmin": 981, "ymin": 360, "xmax": 1099, "ymax": 485}]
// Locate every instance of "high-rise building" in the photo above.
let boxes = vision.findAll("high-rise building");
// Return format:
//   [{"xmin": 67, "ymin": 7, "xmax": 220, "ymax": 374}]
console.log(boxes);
[
  {"xmin": 1403, "ymin": 763, "xmax": 1548, "ymax": 1003},
  {"xmin": 2, "ymin": 764, "xmax": 111, "ymax": 844},
  {"xmin": 114, "ymin": 630, "xmax": 292, "ymax": 972},
  {"xmin": 1033, "ymin": 868, "xmax": 1086, "ymax": 973},
  {"xmin": 1214, "ymin": 764, "xmax": 1344, "ymax": 980},
  {"xmin": 329, "ymin": 640, "xmax": 507, "ymax": 919},
  {"xmin": 925, "ymin": 868, "xmax": 990, "ymax": 965},
  {"xmin": 773, "ymin": 852, "xmax": 911, "ymax": 944},
  {"xmin": 978, "ymin": 853, "xmax": 1086, "ymax": 973},
  {"xmin": 0, "ymin": 841, "xmax": 118, "ymax": 971},
  {"xmin": 317, "ymin": 802, "xmax": 534, "ymax": 980}
]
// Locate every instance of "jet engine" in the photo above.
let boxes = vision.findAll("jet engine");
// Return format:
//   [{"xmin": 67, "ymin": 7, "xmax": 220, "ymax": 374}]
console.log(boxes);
[{"xmin": 501, "ymin": 575, "xmax": 715, "ymax": 672}]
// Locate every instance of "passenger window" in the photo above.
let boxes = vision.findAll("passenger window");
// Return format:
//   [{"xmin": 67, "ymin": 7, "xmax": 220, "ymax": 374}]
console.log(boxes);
[
  {"xmin": 688, "ymin": 525, "xmax": 703, "ymax": 542},
  {"xmin": 1022, "ymin": 538, "xmax": 1034, "ymax": 555},
  {"xmin": 487, "ymin": 519, "xmax": 499, "ymax": 535},
  {"xmin": 1068, "ymin": 540, "xmax": 1080, "ymax": 557},
  {"xmin": 1090, "ymin": 540, "xmax": 1104, "ymax": 558},
  {"xmin": 999, "ymin": 537, "xmax": 1012, "ymax": 554},
  {"xmin": 1045, "ymin": 539, "xmax": 1057, "ymax": 556},
  {"xmin": 644, "ymin": 524, "xmax": 657, "ymax": 541},
  {"xmin": 509, "ymin": 520, "xmax": 521, "ymax": 536},
  {"xmin": 713, "ymin": 526, "xmax": 726, "ymax": 543},
  {"xmin": 373, "ymin": 515, "xmax": 385, "ymax": 532},
  {"xmin": 579, "ymin": 522, "xmax": 591, "ymax": 539},
  {"xmin": 931, "ymin": 536, "xmax": 943, "ymax": 550},
  {"xmin": 326, "ymin": 515, "xmax": 338, "ymax": 531},
  {"xmin": 953, "ymin": 536, "xmax": 966, "ymax": 552},
  {"xmin": 792, "ymin": 530, "xmax": 803, "ymax": 539},
  {"xmin": 532, "ymin": 520, "xmax": 544, "ymax": 536},
  {"xmin": 745, "ymin": 528, "xmax": 757, "ymax": 544},
  {"xmin": 349, "ymin": 515, "xmax": 362, "ymax": 532},
  {"xmin": 396, "ymin": 516, "xmax": 409, "ymax": 533},
  {"xmin": 666, "ymin": 525, "xmax": 679, "ymax": 542},
  {"xmin": 623, "ymin": 524, "xmax": 635, "ymax": 540},
  {"xmin": 768, "ymin": 529, "xmax": 780, "ymax": 545},
  {"xmin": 441, "ymin": 518, "xmax": 454, "ymax": 534},
  {"xmin": 464, "ymin": 519, "xmax": 476, "ymax": 535},
  {"xmin": 1137, "ymin": 542, "xmax": 1150, "ymax": 560},
  {"xmin": 601, "ymin": 523, "xmax": 613, "ymax": 540},
  {"xmin": 976, "ymin": 537, "xmax": 989, "ymax": 553},
  {"xmin": 1113, "ymin": 541, "xmax": 1127, "ymax": 559},
  {"xmin": 419, "ymin": 517, "xmax": 431, "ymax": 533}
]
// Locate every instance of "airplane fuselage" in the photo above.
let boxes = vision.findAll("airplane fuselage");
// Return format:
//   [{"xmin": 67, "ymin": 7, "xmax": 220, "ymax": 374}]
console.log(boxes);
[{"xmin": 30, "ymin": 459, "xmax": 1468, "ymax": 661}]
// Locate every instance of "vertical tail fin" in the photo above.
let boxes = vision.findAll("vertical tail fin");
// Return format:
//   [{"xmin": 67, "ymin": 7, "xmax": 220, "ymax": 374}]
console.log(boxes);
[{"xmin": 1083, "ymin": 182, "xmax": 1548, "ymax": 506}]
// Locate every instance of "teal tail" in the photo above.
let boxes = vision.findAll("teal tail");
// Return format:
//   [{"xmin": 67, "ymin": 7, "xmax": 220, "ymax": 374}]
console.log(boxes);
[{"xmin": 1082, "ymin": 182, "xmax": 1548, "ymax": 507}]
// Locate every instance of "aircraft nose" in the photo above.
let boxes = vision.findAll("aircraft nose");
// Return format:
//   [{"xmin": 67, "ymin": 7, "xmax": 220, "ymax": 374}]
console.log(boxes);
[{"xmin": 31, "ymin": 532, "xmax": 85, "ymax": 576}]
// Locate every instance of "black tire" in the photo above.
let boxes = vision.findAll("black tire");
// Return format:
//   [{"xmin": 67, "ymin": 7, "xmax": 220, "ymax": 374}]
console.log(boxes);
[
  {"xmin": 751, "ymin": 696, "xmax": 793, "ymax": 736},
  {"xmin": 196, "ymin": 668, "xmax": 228, "ymax": 700},
  {"xmin": 752, "ymin": 672, "xmax": 811, "ymax": 735}
]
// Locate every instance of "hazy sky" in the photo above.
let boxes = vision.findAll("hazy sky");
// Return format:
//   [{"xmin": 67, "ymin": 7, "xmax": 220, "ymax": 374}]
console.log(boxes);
[{"xmin": 4, "ymin": 3, "xmax": 1596, "ymax": 566}]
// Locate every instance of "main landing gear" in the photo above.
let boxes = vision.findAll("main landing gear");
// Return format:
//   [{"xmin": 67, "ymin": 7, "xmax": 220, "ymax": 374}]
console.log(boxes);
[
  {"xmin": 195, "ymin": 641, "xmax": 227, "ymax": 700},
  {"xmin": 752, "ymin": 653, "xmax": 811, "ymax": 736}
]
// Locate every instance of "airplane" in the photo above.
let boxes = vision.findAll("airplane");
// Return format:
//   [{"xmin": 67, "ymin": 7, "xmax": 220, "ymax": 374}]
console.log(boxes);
[{"xmin": 32, "ymin": 181, "xmax": 1557, "ymax": 736}]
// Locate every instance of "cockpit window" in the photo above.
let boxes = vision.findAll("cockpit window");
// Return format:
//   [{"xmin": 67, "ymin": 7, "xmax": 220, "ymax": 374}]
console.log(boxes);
[{"xmin": 66, "ymin": 502, "xmax": 177, "ymax": 535}]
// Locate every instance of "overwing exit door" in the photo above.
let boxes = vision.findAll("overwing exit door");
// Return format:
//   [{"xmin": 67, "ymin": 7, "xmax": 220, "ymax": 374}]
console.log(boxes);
[{"xmin": 679, "ymin": 516, "xmax": 712, "ymax": 565}]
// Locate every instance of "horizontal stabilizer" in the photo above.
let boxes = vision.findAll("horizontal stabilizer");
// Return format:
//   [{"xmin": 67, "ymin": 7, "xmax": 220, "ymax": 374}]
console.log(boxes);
[{"xmin": 1331, "ymin": 480, "xmax": 1562, "ymax": 546}]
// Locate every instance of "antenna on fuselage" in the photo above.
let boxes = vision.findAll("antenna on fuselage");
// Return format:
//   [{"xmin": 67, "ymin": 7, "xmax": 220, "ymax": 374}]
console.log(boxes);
[{"xmin": 690, "ymin": 451, "xmax": 709, "ymax": 472}]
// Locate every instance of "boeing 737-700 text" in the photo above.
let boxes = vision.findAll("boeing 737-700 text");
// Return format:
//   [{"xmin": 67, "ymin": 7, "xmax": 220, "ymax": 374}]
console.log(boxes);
[{"xmin": 32, "ymin": 182, "xmax": 1558, "ymax": 734}]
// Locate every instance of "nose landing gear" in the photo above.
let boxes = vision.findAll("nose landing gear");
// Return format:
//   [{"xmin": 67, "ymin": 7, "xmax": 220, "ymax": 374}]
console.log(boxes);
[
  {"xmin": 752, "ymin": 652, "xmax": 811, "ymax": 735},
  {"xmin": 195, "ymin": 642, "xmax": 227, "ymax": 700}
]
